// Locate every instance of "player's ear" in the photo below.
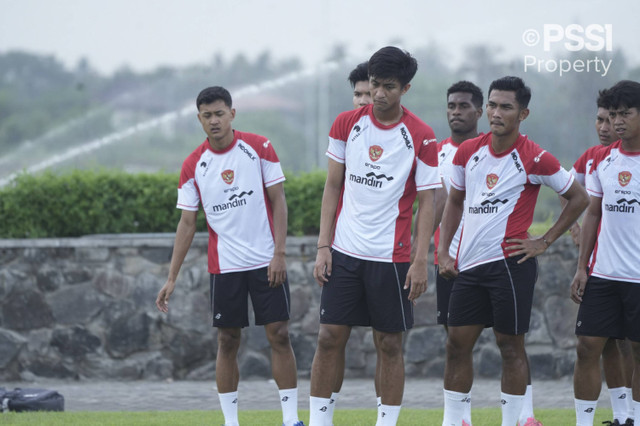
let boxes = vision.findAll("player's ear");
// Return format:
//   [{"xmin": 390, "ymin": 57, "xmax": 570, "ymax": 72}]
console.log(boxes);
[{"xmin": 519, "ymin": 108, "xmax": 530, "ymax": 122}]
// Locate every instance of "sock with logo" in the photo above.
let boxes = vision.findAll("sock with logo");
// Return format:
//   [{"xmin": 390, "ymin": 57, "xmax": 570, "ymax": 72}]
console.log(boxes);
[
  {"xmin": 376, "ymin": 396, "xmax": 383, "ymax": 425},
  {"xmin": 463, "ymin": 391, "xmax": 472, "ymax": 425},
  {"xmin": 443, "ymin": 389, "xmax": 471, "ymax": 425},
  {"xmin": 609, "ymin": 387, "xmax": 629, "ymax": 422},
  {"xmin": 575, "ymin": 398, "xmax": 597, "ymax": 426},
  {"xmin": 218, "ymin": 391, "xmax": 239, "ymax": 426},
  {"xmin": 377, "ymin": 404, "xmax": 401, "ymax": 426},
  {"xmin": 500, "ymin": 392, "xmax": 524, "ymax": 426},
  {"xmin": 518, "ymin": 384, "xmax": 535, "ymax": 425},
  {"xmin": 309, "ymin": 396, "xmax": 331, "ymax": 426},
  {"xmin": 279, "ymin": 388, "xmax": 299, "ymax": 426}
]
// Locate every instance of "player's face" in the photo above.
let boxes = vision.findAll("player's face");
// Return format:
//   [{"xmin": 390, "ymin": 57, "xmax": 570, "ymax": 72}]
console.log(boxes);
[
  {"xmin": 369, "ymin": 76, "xmax": 408, "ymax": 113},
  {"xmin": 610, "ymin": 105, "xmax": 640, "ymax": 143},
  {"xmin": 447, "ymin": 92, "xmax": 482, "ymax": 135},
  {"xmin": 595, "ymin": 107, "xmax": 616, "ymax": 146},
  {"xmin": 197, "ymin": 100, "xmax": 235, "ymax": 145},
  {"xmin": 353, "ymin": 80, "xmax": 372, "ymax": 109},
  {"xmin": 486, "ymin": 90, "xmax": 528, "ymax": 137}
]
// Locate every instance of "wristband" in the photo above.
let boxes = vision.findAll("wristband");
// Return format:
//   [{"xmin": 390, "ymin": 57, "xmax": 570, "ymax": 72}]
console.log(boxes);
[
  {"xmin": 317, "ymin": 245, "xmax": 331, "ymax": 250},
  {"xmin": 542, "ymin": 237, "xmax": 550, "ymax": 247}
]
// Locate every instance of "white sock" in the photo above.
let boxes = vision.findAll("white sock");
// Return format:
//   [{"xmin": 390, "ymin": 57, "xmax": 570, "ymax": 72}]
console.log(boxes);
[
  {"xmin": 575, "ymin": 398, "xmax": 597, "ymax": 426},
  {"xmin": 279, "ymin": 388, "xmax": 299, "ymax": 426},
  {"xmin": 376, "ymin": 396, "xmax": 383, "ymax": 425},
  {"xmin": 625, "ymin": 388, "xmax": 633, "ymax": 419},
  {"xmin": 633, "ymin": 399, "xmax": 639, "ymax": 422},
  {"xmin": 378, "ymin": 404, "xmax": 401, "ymax": 426},
  {"xmin": 463, "ymin": 391, "xmax": 472, "ymax": 425},
  {"xmin": 309, "ymin": 396, "xmax": 331, "ymax": 426},
  {"xmin": 500, "ymin": 392, "xmax": 524, "ymax": 426},
  {"xmin": 518, "ymin": 384, "xmax": 535, "ymax": 424},
  {"xmin": 218, "ymin": 391, "xmax": 239, "ymax": 426},
  {"xmin": 377, "ymin": 396, "xmax": 382, "ymax": 407},
  {"xmin": 443, "ymin": 389, "xmax": 471, "ymax": 425},
  {"xmin": 609, "ymin": 387, "xmax": 629, "ymax": 422},
  {"xmin": 327, "ymin": 392, "xmax": 339, "ymax": 424}
]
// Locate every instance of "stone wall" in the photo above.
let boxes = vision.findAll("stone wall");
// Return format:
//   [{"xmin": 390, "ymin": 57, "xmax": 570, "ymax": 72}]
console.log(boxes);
[{"xmin": 0, "ymin": 234, "xmax": 580, "ymax": 382}]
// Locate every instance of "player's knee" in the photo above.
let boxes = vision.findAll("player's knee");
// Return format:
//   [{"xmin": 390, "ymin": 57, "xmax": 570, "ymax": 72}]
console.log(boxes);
[
  {"xmin": 495, "ymin": 336, "xmax": 525, "ymax": 361},
  {"xmin": 375, "ymin": 332, "xmax": 402, "ymax": 357},
  {"xmin": 316, "ymin": 326, "xmax": 347, "ymax": 352},
  {"xmin": 265, "ymin": 323, "xmax": 291, "ymax": 348},
  {"xmin": 575, "ymin": 337, "xmax": 603, "ymax": 361},
  {"xmin": 218, "ymin": 329, "xmax": 241, "ymax": 353}
]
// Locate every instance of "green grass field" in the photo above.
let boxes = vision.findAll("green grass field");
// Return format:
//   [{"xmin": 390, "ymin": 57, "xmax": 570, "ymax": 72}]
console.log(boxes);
[{"xmin": 0, "ymin": 408, "xmax": 615, "ymax": 425}]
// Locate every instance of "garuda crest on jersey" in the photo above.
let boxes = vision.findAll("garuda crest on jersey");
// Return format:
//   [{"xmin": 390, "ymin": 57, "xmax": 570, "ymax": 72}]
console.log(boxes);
[
  {"xmin": 369, "ymin": 145, "xmax": 383, "ymax": 162},
  {"xmin": 221, "ymin": 169, "xmax": 234, "ymax": 185},
  {"xmin": 486, "ymin": 173, "xmax": 499, "ymax": 190},
  {"xmin": 619, "ymin": 171, "xmax": 632, "ymax": 187}
]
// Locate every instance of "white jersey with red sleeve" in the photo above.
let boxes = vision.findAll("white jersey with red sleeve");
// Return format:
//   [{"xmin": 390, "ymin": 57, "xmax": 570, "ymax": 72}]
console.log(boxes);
[
  {"xmin": 433, "ymin": 137, "xmax": 463, "ymax": 264},
  {"xmin": 177, "ymin": 130, "xmax": 285, "ymax": 274},
  {"xmin": 585, "ymin": 140, "xmax": 640, "ymax": 283},
  {"xmin": 571, "ymin": 144, "xmax": 606, "ymax": 186},
  {"xmin": 450, "ymin": 133, "xmax": 573, "ymax": 272},
  {"xmin": 326, "ymin": 104, "xmax": 441, "ymax": 263}
]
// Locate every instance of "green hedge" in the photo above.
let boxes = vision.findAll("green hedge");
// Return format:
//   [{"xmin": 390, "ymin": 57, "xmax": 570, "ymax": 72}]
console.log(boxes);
[{"xmin": 0, "ymin": 169, "xmax": 326, "ymax": 238}]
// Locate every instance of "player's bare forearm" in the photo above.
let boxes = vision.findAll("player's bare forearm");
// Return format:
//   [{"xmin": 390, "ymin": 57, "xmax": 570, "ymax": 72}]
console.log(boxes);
[{"xmin": 437, "ymin": 187, "xmax": 464, "ymax": 263}]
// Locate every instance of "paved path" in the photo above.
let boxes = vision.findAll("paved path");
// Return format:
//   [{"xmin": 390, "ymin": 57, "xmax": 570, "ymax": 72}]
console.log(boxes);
[{"xmin": 1, "ymin": 378, "xmax": 610, "ymax": 412}]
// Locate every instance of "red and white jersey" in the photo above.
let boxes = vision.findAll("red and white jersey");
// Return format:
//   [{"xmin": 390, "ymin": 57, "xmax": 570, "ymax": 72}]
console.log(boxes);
[
  {"xmin": 327, "ymin": 104, "xmax": 441, "ymax": 262},
  {"xmin": 571, "ymin": 144, "xmax": 607, "ymax": 186},
  {"xmin": 433, "ymin": 137, "xmax": 463, "ymax": 264},
  {"xmin": 177, "ymin": 130, "xmax": 285, "ymax": 274},
  {"xmin": 586, "ymin": 140, "xmax": 640, "ymax": 283},
  {"xmin": 451, "ymin": 133, "xmax": 573, "ymax": 272}
]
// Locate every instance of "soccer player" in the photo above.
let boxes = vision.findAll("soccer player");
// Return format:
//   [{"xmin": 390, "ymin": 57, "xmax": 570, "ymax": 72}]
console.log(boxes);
[
  {"xmin": 325, "ymin": 61, "xmax": 379, "ymax": 425},
  {"xmin": 438, "ymin": 76, "xmax": 589, "ymax": 426},
  {"xmin": 309, "ymin": 46, "xmax": 441, "ymax": 426},
  {"xmin": 565, "ymin": 90, "xmax": 635, "ymax": 426},
  {"xmin": 571, "ymin": 80, "xmax": 640, "ymax": 426},
  {"xmin": 155, "ymin": 86, "xmax": 304, "ymax": 426},
  {"xmin": 349, "ymin": 61, "xmax": 372, "ymax": 109}
]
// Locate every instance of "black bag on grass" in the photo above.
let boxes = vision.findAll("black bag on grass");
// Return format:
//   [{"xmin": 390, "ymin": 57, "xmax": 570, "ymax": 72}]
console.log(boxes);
[{"xmin": 0, "ymin": 387, "xmax": 64, "ymax": 412}]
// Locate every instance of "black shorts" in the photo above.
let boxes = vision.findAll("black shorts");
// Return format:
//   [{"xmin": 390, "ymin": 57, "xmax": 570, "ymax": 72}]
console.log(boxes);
[
  {"xmin": 447, "ymin": 256, "xmax": 537, "ymax": 335},
  {"xmin": 210, "ymin": 267, "xmax": 290, "ymax": 328},
  {"xmin": 575, "ymin": 276, "xmax": 640, "ymax": 341},
  {"xmin": 319, "ymin": 250, "xmax": 413, "ymax": 333},
  {"xmin": 435, "ymin": 264, "xmax": 454, "ymax": 325}
]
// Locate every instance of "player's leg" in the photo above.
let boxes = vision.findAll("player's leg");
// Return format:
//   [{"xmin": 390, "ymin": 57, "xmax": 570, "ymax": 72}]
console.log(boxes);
[
  {"xmin": 250, "ymin": 269, "xmax": 302, "ymax": 426},
  {"xmin": 617, "ymin": 339, "xmax": 635, "ymax": 423},
  {"xmin": 603, "ymin": 338, "xmax": 630, "ymax": 424},
  {"xmin": 622, "ymin": 280, "xmax": 640, "ymax": 425},
  {"xmin": 211, "ymin": 272, "xmax": 249, "ymax": 426},
  {"xmin": 328, "ymin": 326, "xmax": 351, "ymax": 423}
]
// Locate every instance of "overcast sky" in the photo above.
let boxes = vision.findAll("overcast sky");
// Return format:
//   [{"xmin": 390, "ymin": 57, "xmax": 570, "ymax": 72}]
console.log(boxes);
[{"xmin": 1, "ymin": 0, "xmax": 638, "ymax": 75}]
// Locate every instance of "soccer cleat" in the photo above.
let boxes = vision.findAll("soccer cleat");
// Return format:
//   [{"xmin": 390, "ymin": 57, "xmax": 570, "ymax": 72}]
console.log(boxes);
[
  {"xmin": 624, "ymin": 419, "xmax": 634, "ymax": 426},
  {"xmin": 286, "ymin": 422, "xmax": 306, "ymax": 426},
  {"xmin": 601, "ymin": 420, "xmax": 621, "ymax": 425},
  {"xmin": 462, "ymin": 421, "xmax": 471, "ymax": 426},
  {"xmin": 520, "ymin": 418, "xmax": 543, "ymax": 426}
]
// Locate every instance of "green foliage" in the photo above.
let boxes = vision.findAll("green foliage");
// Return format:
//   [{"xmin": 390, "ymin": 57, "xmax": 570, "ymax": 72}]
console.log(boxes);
[
  {"xmin": 0, "ymin": 169, "xmax": 326, "ymax": 238},
  {"xmin": 285, "ymin": 169, "xmax": 326, "ymax": 236},
  {"xmin": 0, "ymin": 408, "xmax": 613, "ymax": 425}
]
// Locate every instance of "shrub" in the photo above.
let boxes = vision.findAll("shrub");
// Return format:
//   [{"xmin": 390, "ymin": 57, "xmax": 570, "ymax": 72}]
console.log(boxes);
[{"xmin": 0, "ymin": 169, "xmax": 326, "ymax": 238}]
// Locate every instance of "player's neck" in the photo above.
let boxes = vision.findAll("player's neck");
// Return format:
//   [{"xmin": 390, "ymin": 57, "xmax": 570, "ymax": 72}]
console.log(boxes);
[
  {"xmin": 373, "ymin": 104, "xmax": 404, "ymax": 126},
  {"xmin": 451, "ymin": 130, "xmax": 478, "ymax": 145},
  {"xmin": 491, "ymin": 131, "xmax": 519, "ymax": 154},
  {"xmin": 621, "ymin": 136, "xmax": 640, "ymax": 152},
  {"xmin": 208, "ymin": 131, "xmax": 235, "ymax": 151}
]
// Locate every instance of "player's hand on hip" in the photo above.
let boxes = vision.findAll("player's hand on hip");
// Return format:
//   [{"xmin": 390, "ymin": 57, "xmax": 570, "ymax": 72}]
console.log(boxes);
[
  {"xmin": 268, "ymin": 253, "xmax": 287, "ymax": 287},
  {"xmin": 313, "ymin": 247, "xmax": 332, "ymax": 287},
  {"xmin": 405, "ymin": 260, "xmax": 428, "ymax": 302},
  {"xmin": 570, "ymin": 270, "xmax": 588, "ymax": 304},
  {"xmin": 505, "ymin": 237, "xmax": 547, "ymax": 263}
]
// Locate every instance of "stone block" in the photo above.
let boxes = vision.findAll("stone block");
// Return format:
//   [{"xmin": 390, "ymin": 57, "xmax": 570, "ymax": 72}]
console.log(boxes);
[
  {"xmin": 0, "ymin": 328, "xmax": 27, "ymax": 368},
  {"xmin": 107, "ymin": 312, "xmax": 151, "ymax": 358},
  {"xmin": 413, "ymin": 293, "xmax": 438, "ymax": 327},
  {"xmin": 51, "ymin": 326, "xmax": 102, "ymax": 358},
  {"xmin": 2, "ymin": 288, "xmax": 54, "ymax": 330},
  {"xmin": 48, "ymin": 285, "xmax": 106, "ymax": 325},
  {"xmin": 239, "ymin": 351, "xmax": 270, "ymax": 379},
  {"xmin": 476, "ymin": 345, "xmax": 502, "ymax": 378},
  {"xmin": 544, "ymin": 295, "xmax": 579, "ymax": 349},
  {"xmin": 93, "ymin": 269, "xmax": 132, "ymax": 298},
  {"xmin": 76, "ymin": 247, "xmax": 110, "ymax": 262},
  {"xmin": 404, "ymin": 326, "xmax": 446, "ymax": 364}
]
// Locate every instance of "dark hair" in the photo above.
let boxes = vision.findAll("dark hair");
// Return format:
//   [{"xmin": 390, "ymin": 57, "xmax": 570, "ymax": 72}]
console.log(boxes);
[
  {"xmin": 368, "ymin": 46, "xmax": 417, "ymax": 87},
  {"xmin": 348, "ymin": 62, "xmax": 369, "ymax": 88},
  {"xmin": 196, "ymin": 86, "xmax": 232, "ymax": 110},
  {"xmin": 447, "ymin": 81, "xmax": 483, "ymax": 108},
  {"xmin": 605, "ymin": 80, "xmax": 640, "ymax": 110},
  {"xmin": 488, "ymin": 76, "xmax": 531, "ymax": 109},
  {"xmin": 596, "ymin": 88, "xmax": 610, "ymax": 109}
]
